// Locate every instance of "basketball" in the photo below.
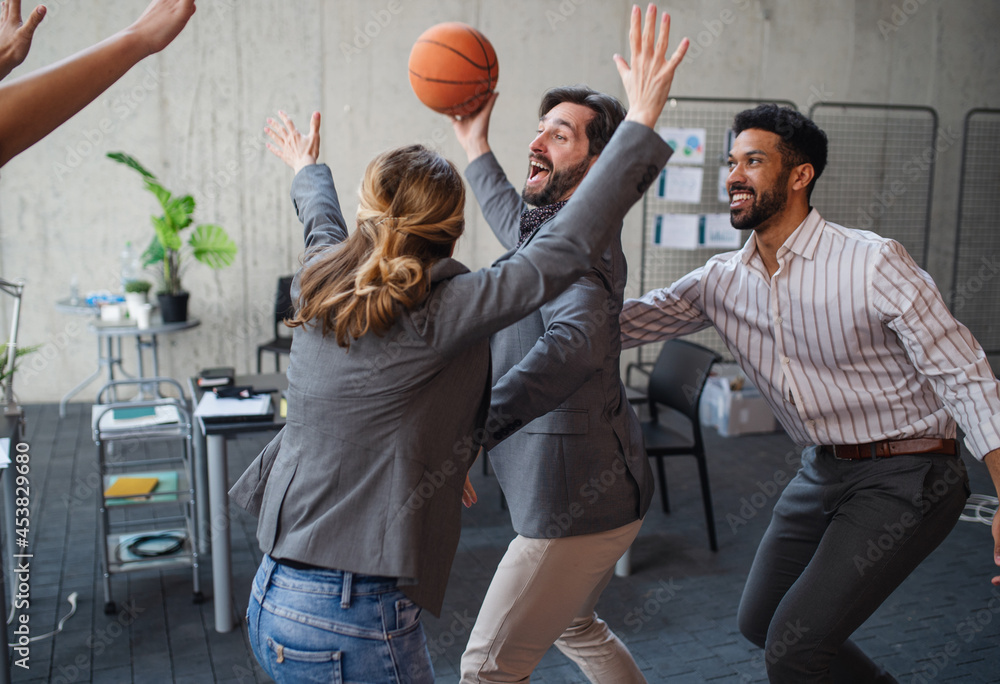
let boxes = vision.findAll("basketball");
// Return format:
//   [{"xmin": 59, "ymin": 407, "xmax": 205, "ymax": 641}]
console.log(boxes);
[{"xmin": 408, "ymin": 22, "xmax": 499, "ymax": 117}]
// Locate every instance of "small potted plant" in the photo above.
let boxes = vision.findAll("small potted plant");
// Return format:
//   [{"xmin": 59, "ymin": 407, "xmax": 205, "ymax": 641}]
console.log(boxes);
[
  {"xmin": 123, "ymin": 279, "xmax": 152, "ymax": 320},
  {"xmin": 107, "ymin": 152, "xmax": 237, "ymax": 323},
  {"xmin": 0, "ymin": 342, "xmax": 38, "ymax": 412}
]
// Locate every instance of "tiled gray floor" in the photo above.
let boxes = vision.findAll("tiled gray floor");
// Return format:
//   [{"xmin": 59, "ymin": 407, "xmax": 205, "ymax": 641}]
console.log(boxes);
[{"xmin": 5, "ymin": 402, "xmax": 999, "ymax": 682}]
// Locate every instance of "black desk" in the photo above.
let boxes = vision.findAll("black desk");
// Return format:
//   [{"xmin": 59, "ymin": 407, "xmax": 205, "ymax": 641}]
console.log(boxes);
[{"xmin": 189, "ymin": 373, "xmax": 285, "ymax": 633}]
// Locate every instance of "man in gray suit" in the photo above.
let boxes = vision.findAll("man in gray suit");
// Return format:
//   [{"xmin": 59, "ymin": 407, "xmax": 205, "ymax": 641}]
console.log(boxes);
[{"xmin": 452, "ymin": 83, "xmax": 656, "ymax": 682}]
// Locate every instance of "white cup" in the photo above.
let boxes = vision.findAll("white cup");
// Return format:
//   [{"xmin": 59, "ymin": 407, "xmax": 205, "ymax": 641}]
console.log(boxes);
[{"xmin": 135, "ymin": 303, "xmax": 153, "ymax": 330}]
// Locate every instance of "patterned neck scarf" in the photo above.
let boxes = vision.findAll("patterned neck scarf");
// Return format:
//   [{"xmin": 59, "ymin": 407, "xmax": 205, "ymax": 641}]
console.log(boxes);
[{"xmin": 516, "ymin": 200, "xmax": 568, "ymax": 248}]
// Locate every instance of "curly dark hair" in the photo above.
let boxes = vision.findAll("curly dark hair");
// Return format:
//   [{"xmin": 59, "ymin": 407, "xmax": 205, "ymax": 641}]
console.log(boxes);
[
  {"xmin": 539, "ymin": 86, "xmax": 627, "ymax": 157},
  {"xmin": 732, "ymin": 104, "xmax": 828, "ymax": 199}
]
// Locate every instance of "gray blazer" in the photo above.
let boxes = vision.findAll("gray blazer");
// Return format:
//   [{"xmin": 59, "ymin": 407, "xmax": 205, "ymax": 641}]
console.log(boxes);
[
  {"xmin": 466, "ymin": 153, "xmax": 657, "ymax": 538},
  {"xmin": 230, "ymin": 122, "xmax": 670, "ymax": 615}
]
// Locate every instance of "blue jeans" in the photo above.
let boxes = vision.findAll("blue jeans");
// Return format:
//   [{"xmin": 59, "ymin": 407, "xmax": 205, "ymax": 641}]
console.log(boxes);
[{"xmin": 247, "ymin": 555, "xmax": 434, "ymax": 683}]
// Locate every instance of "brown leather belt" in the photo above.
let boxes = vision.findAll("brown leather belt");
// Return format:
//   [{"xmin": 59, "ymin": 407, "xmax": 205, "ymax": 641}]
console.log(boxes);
[{"xmin": 820, "ymin": 437, "xmax": 957, "ymax": 460}]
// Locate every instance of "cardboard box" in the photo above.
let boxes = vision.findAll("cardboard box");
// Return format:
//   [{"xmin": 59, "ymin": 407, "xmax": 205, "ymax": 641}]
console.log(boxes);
[{"xmin": 699, "ymin": 365, "xmax": 779, "ymax": 437}]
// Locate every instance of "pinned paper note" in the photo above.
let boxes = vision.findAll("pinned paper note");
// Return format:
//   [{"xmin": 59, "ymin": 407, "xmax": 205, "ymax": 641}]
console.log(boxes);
[
  {"xmin": 654, "ymin": 213, "xmax": 743, "ymax": 250},
  {"xmin": 657, "ymin": 166, "xmax": 704, "ymax": 203},
  {"xmin": 654, "ymin": 214, "xmax": 701, "ymax": 249},
  {"xmin": 660, "ymin": 127, "xmax": 707, "ymax": 165},
  {"xmin": 702, "ymin": 213, "xmax": 742, "ymax": 248},
  {"xmin": 718, "ymin": 166, "xmax": 732, "ymax": 204}
]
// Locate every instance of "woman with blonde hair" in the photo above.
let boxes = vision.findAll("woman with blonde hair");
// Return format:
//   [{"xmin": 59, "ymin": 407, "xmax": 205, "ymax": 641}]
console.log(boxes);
[{"xmin": 232, "ymin": 6, "xmax": 687, "ymax": 682}]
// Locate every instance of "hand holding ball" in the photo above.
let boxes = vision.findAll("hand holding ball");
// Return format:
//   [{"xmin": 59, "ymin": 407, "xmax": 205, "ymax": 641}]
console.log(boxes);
[{"xmin": 408, "ymin": 22, "xmax": 498, "ymax": 117}]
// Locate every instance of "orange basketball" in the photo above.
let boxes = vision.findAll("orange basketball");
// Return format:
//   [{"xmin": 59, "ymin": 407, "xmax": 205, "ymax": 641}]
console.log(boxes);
[{"xmin": 408, "ymin": 22, "xmax": 499, "ymax": 117}]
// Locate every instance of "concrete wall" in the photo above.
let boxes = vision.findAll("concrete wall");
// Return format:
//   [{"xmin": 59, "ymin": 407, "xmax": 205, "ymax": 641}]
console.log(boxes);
[{"xmin": 1, "ymin": 0, "xmax": 997, "ymax": 403}]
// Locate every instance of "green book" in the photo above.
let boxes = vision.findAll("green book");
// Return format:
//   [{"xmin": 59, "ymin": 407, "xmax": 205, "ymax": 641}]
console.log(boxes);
[{"xmin": 112, "ymin": 406, "xmax": 157, "ymax": 420}]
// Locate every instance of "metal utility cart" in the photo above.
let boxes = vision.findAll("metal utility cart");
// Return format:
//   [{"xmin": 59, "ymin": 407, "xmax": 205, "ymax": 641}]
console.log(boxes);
[{"xmin": 92, "ymin": 377, "xmax": 202, "ymax": 614}]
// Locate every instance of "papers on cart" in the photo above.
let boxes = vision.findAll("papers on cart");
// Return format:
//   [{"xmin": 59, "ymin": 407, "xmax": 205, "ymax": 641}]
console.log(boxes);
[
  {"xmin": 94, "ymin": 404, "xmax": 181, "ymax": 431},
  {"xmin": 194, "ymin": 391, "xmax": 273, "ymax": 423}
]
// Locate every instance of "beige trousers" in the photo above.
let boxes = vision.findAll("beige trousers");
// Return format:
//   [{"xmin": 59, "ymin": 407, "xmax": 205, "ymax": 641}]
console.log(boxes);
[{"xmin": 459, "ymin": 518, "xmax": 646, "ymax": 684}]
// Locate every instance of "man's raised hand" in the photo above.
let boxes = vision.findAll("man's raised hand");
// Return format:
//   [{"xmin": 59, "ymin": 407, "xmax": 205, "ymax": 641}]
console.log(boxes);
[
  {"xmin": 451, "ymin": 90, "xmax": 498, "ymax": 164},
  {"xmin": 616, "ymin": 4, "xmax": 688, "ymax": 129},
  {"xmin": 0, "ymin": 0, "xmax": 46, "ymax": 81}
]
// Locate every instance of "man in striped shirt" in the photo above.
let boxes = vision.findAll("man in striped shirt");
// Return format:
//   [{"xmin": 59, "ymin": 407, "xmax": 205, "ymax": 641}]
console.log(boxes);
[{"xmin": 620, "ymin": 103, "xmax": 1000, "ymax": 683}]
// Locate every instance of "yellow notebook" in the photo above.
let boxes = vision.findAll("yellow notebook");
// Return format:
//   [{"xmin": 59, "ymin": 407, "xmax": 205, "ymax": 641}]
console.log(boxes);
[{"xmin": 104, "ymin": 476, "xmax": 159, "ymax": 499}]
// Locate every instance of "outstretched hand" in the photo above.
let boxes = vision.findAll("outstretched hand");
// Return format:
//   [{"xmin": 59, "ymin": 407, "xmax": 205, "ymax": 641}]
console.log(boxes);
[
  {"xmin": 615, "ymin": 3, "xmax": 689, "ymax": 129},
  {"xmin": 462, "ymin": 474, "xmax": 478, "ymax": 508},
  {"xmin": 127, "ymin": 0, "xmax": 196, "ymax": 57},
  {"xmin": 265, "ymin": 110, "xmax": 321, "ymax": 174},
  {"xmin": 0, "ymin": 0, "xmax": 45, "ymax": 81},
  {"xmin": 986, "ymin": 450, "xmax": 1000, "ymax": 586}
]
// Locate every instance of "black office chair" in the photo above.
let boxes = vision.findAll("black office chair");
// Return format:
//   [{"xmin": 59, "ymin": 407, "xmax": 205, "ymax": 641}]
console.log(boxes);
[
  {"xmin": 256, "ymin": 276, "xmax": 295, "ymax": 373},
  {"xmin": 639, "ymin": 339, "xmax": 722, "ymax": 551}
]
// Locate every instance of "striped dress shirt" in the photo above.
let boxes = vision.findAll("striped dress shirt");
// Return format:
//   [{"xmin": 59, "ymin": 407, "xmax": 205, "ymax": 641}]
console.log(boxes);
[{"xmin": 621, "ymin": 209, "xmax": 1000, "ymax": 460}]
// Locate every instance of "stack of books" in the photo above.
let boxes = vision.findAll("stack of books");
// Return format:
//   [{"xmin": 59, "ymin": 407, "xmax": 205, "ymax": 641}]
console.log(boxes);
[{"xmin": 196, "ymin": 367, "xmax": 235, "ymax": 389}]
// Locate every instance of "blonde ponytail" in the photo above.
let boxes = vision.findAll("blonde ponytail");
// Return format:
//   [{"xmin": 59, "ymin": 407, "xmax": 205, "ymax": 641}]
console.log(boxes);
[{"xmin": 287, "ymin": 145, "xmax": 465, "ymax": 348}]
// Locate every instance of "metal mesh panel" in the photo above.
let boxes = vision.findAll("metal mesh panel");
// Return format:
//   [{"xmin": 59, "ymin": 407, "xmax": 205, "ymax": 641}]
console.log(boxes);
[
  {"xmin": 808, "ymin": 103, "xmax": 936, "ymax": 267},
  {"xmin": 951, "ymin": 109, "xmax": 1000, "ymax": 355},
  {"xmin": 638, "ymin": 98, "xmax": 796, "ymax": 365}
]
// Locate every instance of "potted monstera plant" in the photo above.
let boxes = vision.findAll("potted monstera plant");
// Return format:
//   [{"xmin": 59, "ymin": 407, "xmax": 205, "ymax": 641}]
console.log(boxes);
[{"xmin": 108, "ymin": 152, "xmax": 237, "ymax": 323}]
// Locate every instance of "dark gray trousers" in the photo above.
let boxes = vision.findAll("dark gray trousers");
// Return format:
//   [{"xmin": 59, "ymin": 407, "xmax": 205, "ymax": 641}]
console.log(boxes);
[{"xmin": 738, "ymin": 446, "xmax": 969, "ymax": 683}]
